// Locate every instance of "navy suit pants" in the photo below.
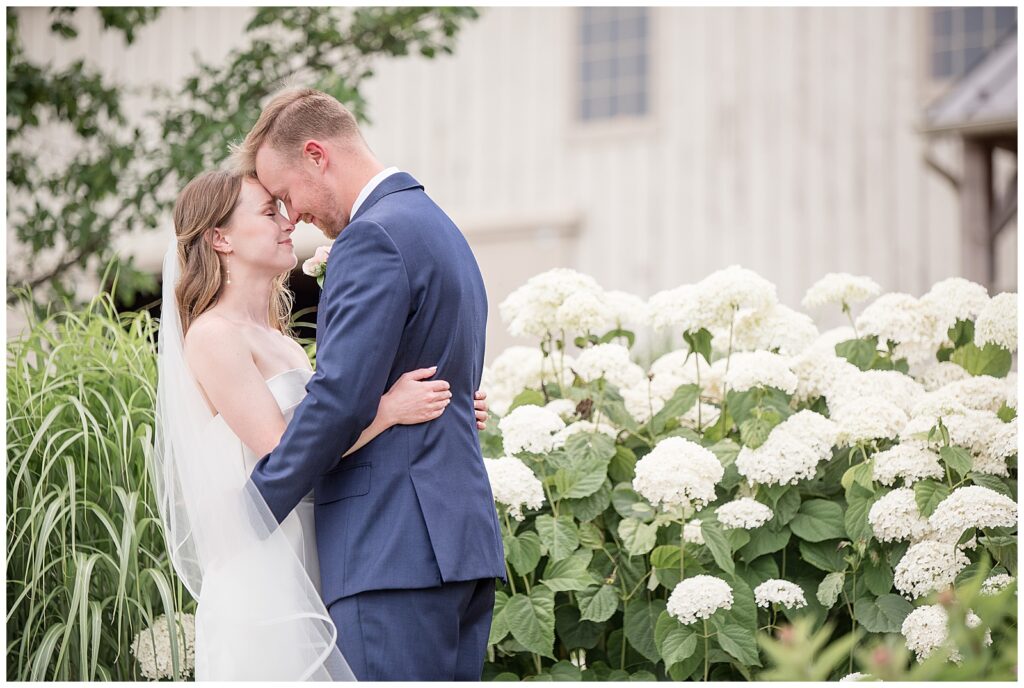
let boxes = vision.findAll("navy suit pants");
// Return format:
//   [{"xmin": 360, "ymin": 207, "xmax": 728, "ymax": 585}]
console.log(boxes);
[{"xmin": 328, "ymin": 577, "xmax": 496, "ymax": 681}]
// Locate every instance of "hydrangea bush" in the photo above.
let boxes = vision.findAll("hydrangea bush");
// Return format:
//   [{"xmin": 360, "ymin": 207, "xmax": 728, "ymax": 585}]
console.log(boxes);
[{"xmin": 480, "ymin": 268, "xmax": 1017, "ymax": 681}]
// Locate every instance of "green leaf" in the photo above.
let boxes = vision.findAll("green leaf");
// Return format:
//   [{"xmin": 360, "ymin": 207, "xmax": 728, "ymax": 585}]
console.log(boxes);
[
  {"xmin": 564, "ymin": 431, "xmax": 617, "ymax": 464},
  {"xmin": 771, "ymin": 487, "xmax": 802, "ymax": 525},
  {"xmin": 611, "ymin": 483, "xmax": 656, "ymax": 522},
  {"xmin": 555, "ymin": 605, "xmax": 602, "ymax": 650},
  {"xmin": 549, "ymin": 660, "xmax": 583, "ymax": 681},
  {"xmin": 618, "ymin": 517, "xmax": 658, "ymax": 556},
  {"xmin": 853, "ymin": 594, "xmax": 913, "ymax": 633},
  {"xmin": 505, "ymin": 588, "xmax": 556, "ymax": 658},
  {"xmin": 862, "ymin": 553, "xmax": 895, "ymax": 596},
  {"xmin": 565, "ymin": 480, "xmax": 612, "ymax": 522},
  {"xmin": 623, "ymin": 598, "xmax": 666, "ymax": 663},
  {"xmin": 701, "ymin": 519, "xmax": 736, "ymax": 576},
  {"xmin": 739, "ymin": 416, "xmax": 774, "ymax": 449},
  {"xmin": 555, "ymin": 458, "xmax": 609, "ymax": 500},
  {"xmin": 683, "ymin": 328, "xmax": 713, "ymax": 363},
  {"xmin": 654, "ymin": 611, "xmax": 698, "ymax": 665},
  {"xmin": 789, "ymin": 499, "xmax": 847, "ymax": 542},
  {"xmin": 577, "ymin": 520, "xmax": 606, "ymax": 549},
  {"xmin": 816, "ymin": 572, "xmax": 845, "ymax": 609},
  {"xmin": 535, "ymin": 514, "xmax": 580, "ymax": 561},
  {"xmin": 738, "ymin": 526, "xmax": 790, "ymax": 562},
  {"xmin": 542, "ymin": 549, "xmax": 596, "ymax": 592},
  {"xmin": 845, "ymin": 483, "xmax": 877, "ymax": 543},
  {"xmin": 489, "ymin": 590, "xmax": 510, "ymax": 644},
  {"xmin": 914, "ymin": 480, "xmax": 951, "ymax": 518},
  {"xmin": 950, "ymin": 342, "xmax": 1013, "ymax": 377},
  {"xmin": 940, "ymin": 445, "xmax": 973, "ymax": 478},
  {"xmin": 651, "ymin": 384, "xmax": 700, "ymax": 434},
  {"xmin": 968, "ymin": 472, "xmax": 1014, "ymax": 499},
  {"xmin": 841, "ymin": 461, "xmax": 875, "ymax": 492},
  {"xmin": 608, "ymin": 445, "xmax": 637, "ymax": 483},
  {"xmin": 799, "ymin": 539, "xmax": 848, "ymax": 572},
  {"xmin": 505, "ymin": 531, "xmax": 542, "ymax": 576},
  {"xmin": 577, "ymin": 583, "xmax": 619, "ymax": 623},
  {"xmin": 835, "ymin": 337, "xmax": 879, "ymax": 371},
  {"xmin": 712, "ymin": 619, "xmax": 761, "ymax": 666},
  {"xmin": 509, "ymin": 388, "xmax": 546, "ymax": 412}
]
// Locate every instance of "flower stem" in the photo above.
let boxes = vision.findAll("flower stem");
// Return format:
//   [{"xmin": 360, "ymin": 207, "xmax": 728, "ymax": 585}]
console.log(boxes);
[
  {"xmin": 703, "ymin": 619, "xmax": 710, "ymax": 681},
  {"xmin": 680, "ymin": 525, "xmax": 686, "ymax": 580}
]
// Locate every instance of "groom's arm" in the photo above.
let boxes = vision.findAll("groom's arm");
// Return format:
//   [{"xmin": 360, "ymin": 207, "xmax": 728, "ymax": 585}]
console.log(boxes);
[{"xmin": 248, "ymin": 219, "xmax": 410, "ymax": 524}]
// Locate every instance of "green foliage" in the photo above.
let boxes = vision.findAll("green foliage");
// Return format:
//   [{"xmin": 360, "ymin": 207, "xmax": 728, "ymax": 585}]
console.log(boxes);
[
  {"xmin": 7, "ymin": 6, "xmax": 479, "ymax": 305},
  {"xmin": 6, "ymin": 290, "xmax": 188, "ymax": 680}
]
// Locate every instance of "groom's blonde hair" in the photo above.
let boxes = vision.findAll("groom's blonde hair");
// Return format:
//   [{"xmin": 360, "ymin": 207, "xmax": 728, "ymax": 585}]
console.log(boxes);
[{"xmin": 229, "ymin": 87, "xmax": 362, "ymax": 175}]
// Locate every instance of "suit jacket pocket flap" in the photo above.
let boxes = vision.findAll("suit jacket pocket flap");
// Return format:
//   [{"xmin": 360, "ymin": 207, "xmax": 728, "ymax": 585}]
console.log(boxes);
[{"xmin": 315, "ymin": 463, "xmax": 371, "ymax": 505}]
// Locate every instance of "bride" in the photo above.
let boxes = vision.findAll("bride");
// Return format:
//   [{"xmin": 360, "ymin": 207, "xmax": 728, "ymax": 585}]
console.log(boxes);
[{"xmin": 151, "ymin": 169, "xmax": 491, "ymax": 680}]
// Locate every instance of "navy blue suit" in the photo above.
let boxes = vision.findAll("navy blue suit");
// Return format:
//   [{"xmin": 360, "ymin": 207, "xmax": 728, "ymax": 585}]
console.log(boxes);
[{"xmin": 248, "ymin": 173, "xmax": 507, "ymax": 680}]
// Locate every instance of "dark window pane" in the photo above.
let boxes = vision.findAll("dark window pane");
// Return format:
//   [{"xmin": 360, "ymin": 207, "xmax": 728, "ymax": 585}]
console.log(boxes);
[
  {"xmin": 995, "ymin": 7, "xmax": 1017, "ymax": 29},
  {"xmin": 932, "ymin": 49, "xmax": 953, "ymax": 78},
  {"xmin": 964, "ymin": 6, "xmax": 985, "ymax": 33},
  {"xmin": 576, "ymin": 7, "xmax": 650, "ymax": 121},
  {"xmin": 963, "ymin": 44, "xmax": 984, "ymax": 68},
  {"xmin": 932, "ymin": 7, "xmax": 953, "ymax": 38}
]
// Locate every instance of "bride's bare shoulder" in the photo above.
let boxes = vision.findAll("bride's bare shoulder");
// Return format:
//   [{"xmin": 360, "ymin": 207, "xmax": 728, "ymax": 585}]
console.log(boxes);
[{"xmin": 183, "ymin": 310, "xmax": 249, "ymax": 369}]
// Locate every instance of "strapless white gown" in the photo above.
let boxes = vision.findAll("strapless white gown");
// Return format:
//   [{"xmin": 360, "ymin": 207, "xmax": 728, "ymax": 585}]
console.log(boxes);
[{"xmin": 204, "ymin": 367, "xmax": 321, "ymax": 594}]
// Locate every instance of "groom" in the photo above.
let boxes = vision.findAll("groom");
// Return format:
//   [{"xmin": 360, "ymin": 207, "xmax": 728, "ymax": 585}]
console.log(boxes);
[{"xmin": 232, "ymin": 88, "xmax": 507, "ymax": 680}]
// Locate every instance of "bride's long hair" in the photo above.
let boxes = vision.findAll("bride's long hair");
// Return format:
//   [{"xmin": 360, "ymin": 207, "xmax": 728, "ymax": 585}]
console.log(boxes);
[{"xmin": 172, "ymin": 169, "xmax": 293, "ymax": 336}]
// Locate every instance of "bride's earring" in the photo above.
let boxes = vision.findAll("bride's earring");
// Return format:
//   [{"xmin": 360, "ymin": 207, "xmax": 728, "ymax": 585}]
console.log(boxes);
[{"xmin": 224, "ymin": 255, "xmax": 232, "ymax": 285}]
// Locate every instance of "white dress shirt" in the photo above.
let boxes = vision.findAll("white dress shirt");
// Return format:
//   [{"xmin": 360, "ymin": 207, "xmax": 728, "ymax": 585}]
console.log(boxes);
[{"xmin": 350, "ymin": 166, "xmax": 401, "ymax": 219}]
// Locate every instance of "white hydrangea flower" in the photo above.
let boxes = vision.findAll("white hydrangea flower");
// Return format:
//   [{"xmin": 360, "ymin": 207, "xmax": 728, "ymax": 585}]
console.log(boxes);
[
  {"xmin": 620, "ymin": 381, "xmax": 663, "ymax": 425},
  {"xmin": 605, "ymin": 289, "xmax": 651, "ymax": 332},
  {"xmin": 1004, "ymin": 373, "xmax": 1017, "ymax": 409},
  {"xmin": 964, "ymin": 608, "xmax": 994, "ymax": 647},
  {"xmin": 980, "ymin": 573, "xmax": 1015, "ymax": 596},
  {"xmin": 754, "ymin": 579, "xmax": 807, "ymax": 609},
  {"xmin": 928, "ymin": 486, "xmax": 1017, "ymax": 542},
  {"xmin": 731, "ymin": 303, "xmax": 819, "ymax": 355},
  {"xmin": 130, "ymin": 613, "xmax": 196, "ymax": 680},
  {"xmin": 648, "ymin": 284, "xmax": 704, "ymax": 333},
  {"xmin": 826, "ymin": 368, "xmax": 926, "ymax": 417},
  {"xmin": 683, "ymin": 519, "xmax": 705, "ymax": 545},
  {"xmin": 872, "ymin": 443, "xmax": 945, "ymax": 486},
  {"xmin": 632, "ymin": 437, "xmax": 724, "ymax": 512},
  {"xmin": 840, "ymin": 672, "xmax": 872, "ymax": 682},
  {"xmin": 920, "ymin": 277, "xmax": 990, "ymax": 332},
  {"xmin": 666, "ymin": 575, "xmax": 734, "ymax": 625},
  {"xmin": 717, "ymin": 498, "xmax": 773, "ymax": 530},
  {"xmin": 974, "ymin": 418, "xmax": 1017, "ymax": 476},
  {"xmin": 928, "ymin": 375, "xmax": 1013, "ymax": 413},
  {"xmin": 572, "ymin": 343, "xmax": 647, "ymax": 389},
  {"xmin": 856, "ymin": 293, "xmax": 945, "ymax": 365},
  {"xmin": 735, "ymin": 410, "xmax": 838, "ymax": 486},
  {"xmin": 912, "ymin": 361, "xmax": 971, "ymax": 392},
  {"xmin": 901, "ymin": 604, "xmax": 951, "ymax": 662},
  {"xmin": 697, "ymin": 265, "xmax": 779, "ymax": 330},
  {"xmin": 555, "ymin": 289, "xmax": 616, "ymax": 334},
  {"xmin": 482, "ymin": 346, "xmax": 544, "ymax": 415},
  {"xmin": 483, "ymin": 456, "xmax": 546, "ymax": 521},
  {"xmin": 788, "ymin": 346, "xmax": 861, "ymax": 403},
  {"xmin": 974, "ymin": 292, "xmax": 1017, "ymax": 351},
  {"xmin": 703, "ymin": 358, "xmax": 731, "ymax": 403},
  {"xmin": 868, "ymin": 488, "xmax": 934, "ymax": 542},
  {"xmin": 893, "ymin": 540, "xmax": 969, "ymax": 599},
  {"xmin": 724, "ymin": 350, "xmax": 798, "ymax": 394},
  {"xmin": 556, "ymin": 420, "xmax": 619, "ymax": 443},
  {"xmin": 649, "ymin": 349, "xmax": 706, "ymax": 383},
  {"xmin": 832, "ymin": 397, "xmax": 909, "ymax": 446},
  {"xmin": 500, "ymin": 268, "xmax": 604, "ymax": 338},
  {"xmin": 809, "ymin": 326, "xmax": 859, "ymax": 353},
  {"xmin": 802, "ymin": 273, "xmax": 882, "ymax": 310},
  {"xmin": 498, "ymin": 404, "xmax": 567, "ymax": 455},
  {"xmin": 544, "ymin": 398, "xmax": 578, "ymax": 420}
]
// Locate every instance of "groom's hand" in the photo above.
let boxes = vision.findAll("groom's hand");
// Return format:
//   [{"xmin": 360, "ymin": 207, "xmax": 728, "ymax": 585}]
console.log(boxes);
[{"xmin": 474, "ymin": 390, "xmax": 489, "ymax": 430}]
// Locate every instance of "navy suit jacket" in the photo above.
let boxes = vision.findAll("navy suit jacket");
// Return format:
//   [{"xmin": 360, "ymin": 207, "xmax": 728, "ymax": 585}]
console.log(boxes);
[{"xmin": 249, "ymin": 172, "xmax": 507, "ymax": 605}]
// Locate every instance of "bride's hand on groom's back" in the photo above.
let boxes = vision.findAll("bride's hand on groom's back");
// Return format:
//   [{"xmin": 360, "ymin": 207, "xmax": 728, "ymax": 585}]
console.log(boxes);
[
  {"xmin": 473, "ymin": 391, "xmax": 489, "ymax": 430},
  {"xmin": 382, "ymin": 366, "xmax": 452, "ymax": 425}
]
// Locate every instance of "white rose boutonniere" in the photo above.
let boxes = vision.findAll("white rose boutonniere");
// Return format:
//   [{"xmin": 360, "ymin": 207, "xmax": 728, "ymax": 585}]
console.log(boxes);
[{"xmin": 302, "ymin": 245, "xmax": 331, "ymax": 288}]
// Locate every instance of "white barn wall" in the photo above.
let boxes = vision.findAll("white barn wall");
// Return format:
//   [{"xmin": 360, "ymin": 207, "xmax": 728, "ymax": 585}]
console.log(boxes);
[{"xmin": 9, "ymin": 6, "xmax": 996, "ymax": 362}]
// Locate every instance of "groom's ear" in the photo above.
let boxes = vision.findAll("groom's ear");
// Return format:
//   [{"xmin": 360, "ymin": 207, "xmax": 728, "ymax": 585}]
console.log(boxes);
[{"xmin": 302, "ymin": 140, "xmax": 328, "ymax": 172}]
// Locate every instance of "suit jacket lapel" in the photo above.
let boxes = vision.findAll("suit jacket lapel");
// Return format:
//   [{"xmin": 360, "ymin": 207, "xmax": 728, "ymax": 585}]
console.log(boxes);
[{"xmin": 348, "ymin": 172, "xmax": 424, "ymax": 225}]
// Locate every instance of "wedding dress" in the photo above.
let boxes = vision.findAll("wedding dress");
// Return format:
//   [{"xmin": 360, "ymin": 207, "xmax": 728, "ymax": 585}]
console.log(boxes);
[{"xmin": 150, "ymin": 240, "xmax": 355, "ymax": 680}]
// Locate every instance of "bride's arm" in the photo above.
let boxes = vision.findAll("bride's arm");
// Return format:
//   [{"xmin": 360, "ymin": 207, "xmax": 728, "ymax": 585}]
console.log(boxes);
[{"xmin": 185, "ymin": 316, "xmax": 465, "ymax": 458}]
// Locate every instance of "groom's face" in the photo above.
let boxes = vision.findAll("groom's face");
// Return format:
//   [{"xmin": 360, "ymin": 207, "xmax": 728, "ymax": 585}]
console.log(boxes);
[{"xmin": 255, "ymin": 144, "xmax": 347, "ymax": 240}]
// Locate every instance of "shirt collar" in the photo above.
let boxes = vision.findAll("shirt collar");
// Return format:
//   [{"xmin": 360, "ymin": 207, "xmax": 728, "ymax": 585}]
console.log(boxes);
[{"xmin": 350, "ymin": 166, "xmax": 401, "ymax": 219}]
